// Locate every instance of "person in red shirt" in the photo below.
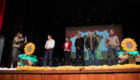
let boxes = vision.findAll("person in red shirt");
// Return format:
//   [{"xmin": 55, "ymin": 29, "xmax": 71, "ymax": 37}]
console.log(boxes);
[{"xmin": 63, "ymin": 36, "xmax": 72, "ymax": 65}]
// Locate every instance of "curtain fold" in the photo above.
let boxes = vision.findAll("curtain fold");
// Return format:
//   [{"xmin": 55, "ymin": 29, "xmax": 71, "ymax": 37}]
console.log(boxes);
[{"xmin": 0, "ymin": 0, "xmax": 6, "ymax": 31}]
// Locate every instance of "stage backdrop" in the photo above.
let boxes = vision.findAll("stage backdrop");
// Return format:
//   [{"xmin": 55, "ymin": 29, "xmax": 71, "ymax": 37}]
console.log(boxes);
[{"xmin": 66, "ymin": 24, "xmax": 123, "ymax": 60}]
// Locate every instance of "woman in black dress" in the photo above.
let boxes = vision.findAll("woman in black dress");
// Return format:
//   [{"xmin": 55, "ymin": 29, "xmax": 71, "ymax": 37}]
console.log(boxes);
[{"xmin": 10, "ymin": 33, "xmax": 27, "ymax": 68}]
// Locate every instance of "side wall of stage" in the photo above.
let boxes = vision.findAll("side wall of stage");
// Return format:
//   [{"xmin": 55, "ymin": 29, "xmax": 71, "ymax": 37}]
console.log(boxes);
[
  {"xmin": 0, "ymin": 73, "xmax": 140, "ymax": 80},
  {"xmin": 0, "ymin": 69, "xmax": 140, "ymax": 80},
  {"xmin": 1, "ymin": 73, "xmax": 140, "ymax": 80}
]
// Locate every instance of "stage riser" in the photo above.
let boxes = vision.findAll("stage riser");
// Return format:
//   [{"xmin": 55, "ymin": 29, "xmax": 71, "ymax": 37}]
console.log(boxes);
[{"xmin": 0, "ymin": 73, "xmax": 140, "ymax": 80}]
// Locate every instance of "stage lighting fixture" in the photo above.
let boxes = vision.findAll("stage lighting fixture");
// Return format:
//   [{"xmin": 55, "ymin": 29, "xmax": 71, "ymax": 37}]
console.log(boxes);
[
  {"xmin": 102, "ymin": 19, "xmax": 104, "ymax": 21},
  {"xmin": 93, "ymin": 9, "xmax": 96, "ymax": 13},
  {"xmin": 78, "ymin": 10, "xmax": 81, "ymax": 14},
  {"xmin": 90, "ymin": 10, "xmax": 92, "ymax": 12},
  {"xmin": 108, "ymin": 8, "xmax": 111, "ymax": 12}
]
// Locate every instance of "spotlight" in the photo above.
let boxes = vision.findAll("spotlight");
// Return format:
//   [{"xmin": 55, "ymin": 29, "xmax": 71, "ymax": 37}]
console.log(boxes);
[
  {"xmin": 95, "ymin": 20, "xmax": 97, "ymax": 21},
  {"xmin": 108, "ymin": 8, "xmax": 111, "ymax": 12},
  {"xmin": 93, "ymin": 9, "xmax": 96, "ymax": 13},
  {"xmin": 87, "ymin": 20, "xmax": 89, "ymax": 22},
  {"xmin": 72, "ymin": 21, "xmax": 74, "ymax": 23},
  {"xmin": 57, "ymin": 21, "xmax": 59, "ymax": 23},
  {"xmin": 102, "ymin": 19, "xmax": 104, "ymax": 21},
  {"xmin": 78, "ymin": 10, "xmax": 81, "ymax": 14}
]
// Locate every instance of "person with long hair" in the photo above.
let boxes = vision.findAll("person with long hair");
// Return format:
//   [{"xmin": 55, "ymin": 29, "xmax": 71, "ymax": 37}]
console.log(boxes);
[
  {"xmin": 10, "ymin": 33, "xmax": 27, "ymax": 68},
  {"xmin": 63, "ymin": 36, "xmax": 72, "ymax": 65}
]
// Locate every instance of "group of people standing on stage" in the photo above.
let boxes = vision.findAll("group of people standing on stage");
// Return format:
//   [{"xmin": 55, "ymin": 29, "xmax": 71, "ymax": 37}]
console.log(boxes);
[
  {"xmin": 10, "ymin": 29, "xmax": 119, "ymax": 67},
  {"xmin": 43, "ymin": 29, "xmax": 119, "ymax": 66}
]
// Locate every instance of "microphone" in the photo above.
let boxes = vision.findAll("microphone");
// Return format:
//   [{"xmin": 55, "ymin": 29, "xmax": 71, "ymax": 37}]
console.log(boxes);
[{"xmin": 25, "ymin": 37, "xmax": 27, "ymax": 42}]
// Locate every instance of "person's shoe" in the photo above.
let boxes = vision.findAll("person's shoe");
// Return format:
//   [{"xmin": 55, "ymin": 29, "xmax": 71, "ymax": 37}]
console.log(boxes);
[{"xmin": 107, "ymin": 64, "xmax": 110, "ymax": 66}]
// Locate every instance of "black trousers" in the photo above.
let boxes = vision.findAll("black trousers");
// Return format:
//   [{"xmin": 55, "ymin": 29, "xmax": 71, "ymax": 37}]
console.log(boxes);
[
  {"xmin": 107, "ymin": 47, "xmax": 119, "ymax": 65},
  {"xmin": 64, "ymin": 51, "xmax": 71, "ymax": 65},
  {"xmin": 43, "ymin": 49, "xmax": 53, "ymax": 66},
  {"xmin": 76, "ymin": 50, "xmax": 85, "ymax": 66}
]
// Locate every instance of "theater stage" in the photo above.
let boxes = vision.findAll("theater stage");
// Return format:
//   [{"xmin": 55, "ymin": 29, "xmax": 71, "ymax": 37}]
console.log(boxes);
[{"xmin": 0, "ymin": 68, "xmax": 140, "ymax": 80}]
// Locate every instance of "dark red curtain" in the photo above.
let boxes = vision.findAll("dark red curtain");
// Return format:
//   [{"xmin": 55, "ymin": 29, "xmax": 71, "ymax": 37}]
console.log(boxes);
[
  {"xmin": 66, "ymin": 31, "xmax": 78, "ymax": 38},
  {"xmin": 66, "ymin": 29, "xmax": 122, "ymax": 50},
  {"xmin": 0, "ymin": 0, "xmax": 6, "ymax": 31}
]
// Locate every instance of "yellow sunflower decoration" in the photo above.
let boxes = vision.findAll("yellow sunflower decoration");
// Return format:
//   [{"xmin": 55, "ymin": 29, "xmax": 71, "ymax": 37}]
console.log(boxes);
[
  {"xmin": 121, "ymin": 38, "xmax": 137, "ymax": 51},
  {"xmin": 24, "ymin": 42, "xmax": 35, "ymax": 55}
]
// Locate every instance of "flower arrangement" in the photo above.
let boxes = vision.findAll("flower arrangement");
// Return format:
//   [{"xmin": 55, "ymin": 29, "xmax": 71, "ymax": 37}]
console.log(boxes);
[
  {"xmin": 118, "ymin": 38, "xmax": 140, "ymax": 64},
  {"xmin": 18, "ymin": 42, "xmax": 37, "ymax": 66}
]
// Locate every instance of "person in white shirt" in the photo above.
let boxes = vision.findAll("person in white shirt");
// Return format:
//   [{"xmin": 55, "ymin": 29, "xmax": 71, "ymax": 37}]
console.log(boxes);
[{"xmin": 43, "ymin": 34, "xmax": 55, "ymax": 66}]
